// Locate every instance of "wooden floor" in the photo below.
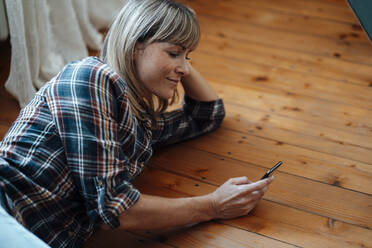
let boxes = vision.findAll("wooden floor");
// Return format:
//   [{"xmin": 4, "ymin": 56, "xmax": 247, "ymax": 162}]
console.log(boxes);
[{"xmin": 1, "ymin": 0, "xmax": 372, "ymax": 247}]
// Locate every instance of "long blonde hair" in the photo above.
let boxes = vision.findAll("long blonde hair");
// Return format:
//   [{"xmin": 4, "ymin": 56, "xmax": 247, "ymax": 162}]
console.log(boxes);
[{"xmin": 101, "ymin": 0, "xmax": 200, "ymax": 122}]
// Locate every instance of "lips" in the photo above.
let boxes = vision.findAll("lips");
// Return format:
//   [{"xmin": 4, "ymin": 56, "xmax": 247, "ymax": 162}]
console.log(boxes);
[{"xmin": 167, "ymin": 78, "xmax": 179, "ymax": 83}]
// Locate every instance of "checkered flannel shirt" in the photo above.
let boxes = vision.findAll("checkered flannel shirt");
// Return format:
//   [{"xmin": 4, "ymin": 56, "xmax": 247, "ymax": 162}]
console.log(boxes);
[{"xmin": 0, "ymin": 57, "xmax": 225, "ymax": 248}]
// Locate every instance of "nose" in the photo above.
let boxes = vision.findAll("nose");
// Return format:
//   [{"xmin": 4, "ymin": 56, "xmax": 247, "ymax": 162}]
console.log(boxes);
[{"xmin": 175, "ymin": 59, "xmax": 190, "ymax": 77}]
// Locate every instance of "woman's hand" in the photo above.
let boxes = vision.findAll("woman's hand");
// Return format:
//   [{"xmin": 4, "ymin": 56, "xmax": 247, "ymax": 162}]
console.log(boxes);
[
  {"xmin": 180, "ymin": 64, "xmax": 218, "ymax": 102},
  {"xmin": 208, "ymin": 176, "xmax": 274, "ymax": 220}
]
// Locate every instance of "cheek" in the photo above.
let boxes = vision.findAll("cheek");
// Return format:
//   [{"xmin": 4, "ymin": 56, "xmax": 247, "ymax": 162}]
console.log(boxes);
[
  {"xmin": 137, "ymin": 60, "xmax": 157, "ymax": 82},
  {"xmin": 136, "ymin": 52, "xmax": 174, "ymax": 86},
  {"xmin": 154, "ymin": 57, "xmax": 174, "ymax": 75}
]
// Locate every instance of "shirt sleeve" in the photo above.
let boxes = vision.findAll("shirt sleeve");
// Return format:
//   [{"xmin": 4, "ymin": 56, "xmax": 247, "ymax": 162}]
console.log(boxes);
[
  {"xmin": 151, "ymin": 95, "xmax": 225, "ymax": 148},
  {"xmin": 45, "ymin": 59, "xmax": 140, "ymax": 229}
]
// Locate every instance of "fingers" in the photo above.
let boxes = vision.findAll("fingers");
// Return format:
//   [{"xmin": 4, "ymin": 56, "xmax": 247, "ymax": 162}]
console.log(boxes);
[
  {"xmin": 262, "ymin": 176, "xmax": 275, "ymax": 183},
  {"xmin": 213, "ymin": 176, "xmax": 274, "ymax": 220},
  {"xmin": 226, "ymin": 175, "xmax": 273, "ymax": 186},
  {"xmin": 228, "ymin": 176, "xmax": 251, "ymax": 185},
  {"xmin": 238, "ymin": 176, "xmax": 274, "ymax": 195},
  {"xmin": 238, "ymin": 191, "xmax": 262, "ymax": 205}
]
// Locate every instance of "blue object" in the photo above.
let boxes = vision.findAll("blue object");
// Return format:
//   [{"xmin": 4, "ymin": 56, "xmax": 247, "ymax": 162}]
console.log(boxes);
[
  {"xmin": 0, "ymin": 188, "xmax": 50, "ymax": 248},
  {"xmin": 347, "ymin": 0, "xmax": 372, "ymax": 42}
]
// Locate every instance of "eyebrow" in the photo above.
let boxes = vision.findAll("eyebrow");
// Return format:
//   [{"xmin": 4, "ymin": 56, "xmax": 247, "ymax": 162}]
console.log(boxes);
[
  {"xmin": 167, "ymin": 43, "xmax": 193, "ymax": 52},
  {"xmin": 169, "ymin": 43, "xmax": 186, "ymax": 50}
]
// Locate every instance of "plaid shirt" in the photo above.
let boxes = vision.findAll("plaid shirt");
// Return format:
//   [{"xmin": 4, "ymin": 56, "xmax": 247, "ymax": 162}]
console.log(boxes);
[{"xmin": 0, "ymin": 57, "xmax": 225, "ymax": 248}]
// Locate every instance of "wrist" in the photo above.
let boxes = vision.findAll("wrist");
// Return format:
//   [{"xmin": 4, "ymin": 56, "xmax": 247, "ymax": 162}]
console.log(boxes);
[
  {"xmin": 180, "ymin": 66, "xmax": 218, "ymax": 102},
  {"xmin": 194, "ymin": 194, "xmax": 217, "ymax": 221}
]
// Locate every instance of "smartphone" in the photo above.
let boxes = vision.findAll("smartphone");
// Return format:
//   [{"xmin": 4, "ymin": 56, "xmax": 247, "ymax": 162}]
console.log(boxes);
[{"xmin": 261, "ymin": 161, "xmax": 283, "ymax": 180}]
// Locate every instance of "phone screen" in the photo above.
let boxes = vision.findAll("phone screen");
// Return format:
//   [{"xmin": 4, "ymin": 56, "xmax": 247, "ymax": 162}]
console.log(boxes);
[{"xmin": 261, "ymin": 161, "xmax": 283, "ymax": 180}]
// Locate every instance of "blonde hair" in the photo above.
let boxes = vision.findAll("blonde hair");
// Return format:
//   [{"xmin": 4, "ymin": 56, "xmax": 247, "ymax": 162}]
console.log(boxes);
[{"xmin": 101, "ymin": 0, "xmax": 200, "ymax": 123}]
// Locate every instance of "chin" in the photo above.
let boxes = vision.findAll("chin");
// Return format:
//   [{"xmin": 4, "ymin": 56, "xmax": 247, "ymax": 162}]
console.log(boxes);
[
  {"xmin": 157, "ymin": 88, "xmax": 177, "ymax": 100},
  {"xmin": 154, "ymin": 92, "xmax": 174, "ymax": 100}
]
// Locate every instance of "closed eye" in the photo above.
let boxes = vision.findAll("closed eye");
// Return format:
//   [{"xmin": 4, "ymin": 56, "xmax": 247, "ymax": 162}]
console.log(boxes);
[
  {"xmin": 168, "ymin": 51, "xmax": 191, "ymax": 59},
  {"xmin": 168, "ymin": 51, "xmax": 180, "ymax": 58}
]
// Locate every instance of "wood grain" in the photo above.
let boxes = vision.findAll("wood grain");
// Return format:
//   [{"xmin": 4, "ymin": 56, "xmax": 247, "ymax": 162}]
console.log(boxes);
[
  {"xmin": 233, "ymin": 0, "xmax": 359, "ymax": 24},
  {"xmin": 195, "ymin": 15, "xmax": 372, "ymax": 66},
  {"xmin": 208, "ymin": 80, "xmax": 372, "ymax": 137},
  {"xmin": 1, "ymin": 0, "xmax": 371, "ymax": 247},
  {"xmin": 132, "ymin": 167, "xmax": 372, "ymax": 248},
  {"xmin": 196, "ymin": 38, "xmax": 372, "ymax": 92},
  {"xmin": 190, "ymin": 0, "xmax": 369, "ymax": 44},
  {"xmin": 132, "ymin": 223, "xmax": 298, "ymax": 248},
  {"xmin": 175, "ymin": 129, "xmax": 372, "ymax": 194},
  {"xmin": 86, "ymin": 230, "xmax": 175, "ymax": 248},
  {"xmin": 150, "ymin": 145, "xmax": 372, "ymax": 228}
]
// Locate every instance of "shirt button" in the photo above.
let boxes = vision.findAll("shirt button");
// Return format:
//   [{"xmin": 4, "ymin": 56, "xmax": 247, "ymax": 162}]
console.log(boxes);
[{"xmin": 97, "ymin": 180, "xmax": 103, "ymax": 187}]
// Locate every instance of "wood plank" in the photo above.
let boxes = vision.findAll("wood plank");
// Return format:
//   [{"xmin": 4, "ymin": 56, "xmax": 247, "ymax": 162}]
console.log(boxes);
[
  {"xmin": 0, "ymin": 123, "xmax": 12, "ymax": 140},
  {"xmin": 185, "ymin": 0, "xmax": 369, "ymax": 43},
  {"xmin": 195, "ymin": 14, "xmax": 372, "ymax": 66},
  {"xmin": 133, "ymin": 223, "xmax": 297, "ymax": 248},
  {"xmin": 0, "ymin": 39, "xmax": 17, "ymax": 140},
  {"xmin": 170, "ymin": 128, "xmax": 372, "ymax": 194},
  {"xmin": 172, "ymin": 85, "xmax": 372, "ymax": 189},
  {"xmin": 192, "ymin": 50, "xmax": 372, "ymax": 111},
  {"xmin": 193, "ymin": 75, "xmax": 372, "ymax": 163},
  {"xmin": 195, "ymin": 34, "xmax": 372, "ymax": 88},
  {"xmin": 150, "ymin": 144, "xmax": 372, "ymax": 229},
  {"xmin": 86, "ymin": 229, "xmax": 175, "ymax": 248},
  {"xmin": 222, "ymin": 103, "xmax": 372, "ymax": 164},
  {"xmin": 0, "ymin": 110, "xmax": 18, "ymax": 140},
  {"xmin": 207, "ymin": 79, "xmax": 372, "ymax": 137},
  {"xmin": 133, "ymin": 167, "xmax": 372, "ymax": 248},
  {"xmin": 182, "ymin": 0, "xmax": 358, "ymax": 24}
]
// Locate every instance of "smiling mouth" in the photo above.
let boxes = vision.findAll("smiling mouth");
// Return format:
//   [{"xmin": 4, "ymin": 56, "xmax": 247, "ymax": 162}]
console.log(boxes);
[{"xmin": 167, "ymin": 78, "xmax": 179, "ymax": 83}]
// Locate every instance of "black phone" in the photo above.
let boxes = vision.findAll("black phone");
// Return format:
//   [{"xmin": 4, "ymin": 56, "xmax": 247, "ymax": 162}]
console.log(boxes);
[{"xmin": 261, "ymin": 161, "xmax": 283, "ymax": 180}]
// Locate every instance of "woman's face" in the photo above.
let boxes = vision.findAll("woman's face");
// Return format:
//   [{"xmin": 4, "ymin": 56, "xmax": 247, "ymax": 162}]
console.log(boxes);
[{"xmin": 134, "ymin": 42, "xmax": 191, "ymax": 99}]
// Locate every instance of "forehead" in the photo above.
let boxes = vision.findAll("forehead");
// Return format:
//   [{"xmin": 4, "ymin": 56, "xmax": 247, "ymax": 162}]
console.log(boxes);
[{"xmin": 149, "ymin": 42, "xmax": 190, "ymax": 51}]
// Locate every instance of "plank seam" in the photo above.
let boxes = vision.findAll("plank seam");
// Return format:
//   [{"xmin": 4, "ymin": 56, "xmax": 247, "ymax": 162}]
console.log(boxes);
[
  {"xmin": 181, "ymin": 142, "xmax": 372, "ymax": 197},
  {"xmin": 226, "ymin": 0, "xmax": 360, "ymax": 26},
  {"xmin": 148, "ymin": 165, "xmax": 372, "ymax": 231},
  {"xmin": 223, "ymin": 99, "xmax": 372, "ymax": 143},
  {"xmin": 198, "ymin": 49, "xmax": 372, "ymax": 89},
  {"xmin": 221, "ymin": 122, "xmax": 372, "ymax": 165},
  {"xmin": 215, "ymin": 221, "xmax": 303, "ymax": 248},
  {"xmin": 199, "ymin": 14, "xmax": 372, "ymax": 67}
]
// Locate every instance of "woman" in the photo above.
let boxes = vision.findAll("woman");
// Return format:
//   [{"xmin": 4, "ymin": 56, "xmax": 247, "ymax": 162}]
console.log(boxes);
[{"xmin": 0, "ymin": 0, "xmax": 273, "ymax": 247}]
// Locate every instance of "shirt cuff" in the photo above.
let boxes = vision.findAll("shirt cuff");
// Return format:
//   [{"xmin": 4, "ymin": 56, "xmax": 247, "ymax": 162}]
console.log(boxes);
[
  {"xmin": 183, "ymin": 95, "xmax": 225, "ymax": 121},
  {"xmin": 89, "ymin": 177, "xmax": 141, "ymax": 229}
]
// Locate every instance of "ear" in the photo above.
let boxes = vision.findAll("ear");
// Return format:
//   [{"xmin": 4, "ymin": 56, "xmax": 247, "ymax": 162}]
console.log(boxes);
[
  {"xmin": 133, "ymin": 44, "xmax": 139, "ymax": 60},
  {"xmin": 133, "ymin": 42, "xmax": 145, "ymax": 60}
]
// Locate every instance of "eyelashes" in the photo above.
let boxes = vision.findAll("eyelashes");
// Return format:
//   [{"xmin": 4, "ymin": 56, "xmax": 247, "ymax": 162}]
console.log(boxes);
[{"xmin": 167, "ymin": 51, "xmax": 191, "ymax": 60}]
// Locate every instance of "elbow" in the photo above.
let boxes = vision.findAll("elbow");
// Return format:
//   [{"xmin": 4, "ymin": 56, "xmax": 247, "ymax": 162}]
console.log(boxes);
[
  {"xmin": 206, "ymin": 110, "xmax": 225, "ymax": 133},
  {"xmin": 211, "ymin": 115, "xmax": 225, "ymax": 131},
  {"xmin": 211, "ymin": 104, "xmax": 226, "ymax": 131}
]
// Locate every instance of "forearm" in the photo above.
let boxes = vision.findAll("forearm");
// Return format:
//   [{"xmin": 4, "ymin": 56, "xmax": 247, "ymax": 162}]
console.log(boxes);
[
  {"xmin": 117, "ymin": 194, "xmax": 214, "ymax": 231},
  {"xmin": 181, "ymin": 65, "xmax": 218, "ymax": 102}
]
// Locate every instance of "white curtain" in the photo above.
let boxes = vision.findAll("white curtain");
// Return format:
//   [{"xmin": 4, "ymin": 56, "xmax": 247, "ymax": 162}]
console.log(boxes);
[
  {"xmin": 4, "ymin": 0, "xmax": 124, "ymax": 108},
  {"xmin": 0, "ymin": 0, "xmax": 8, "ymax": 40}
]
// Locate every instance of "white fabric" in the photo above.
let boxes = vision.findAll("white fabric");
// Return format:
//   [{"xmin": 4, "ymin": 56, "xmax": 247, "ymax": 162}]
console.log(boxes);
[
  {"xmin": 0, "ymin": 0, "xmax": 8, "ymax": 40},
  {"xmin": 4, "ymin": 0, "xmax": 124, "ymax": 108}
]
